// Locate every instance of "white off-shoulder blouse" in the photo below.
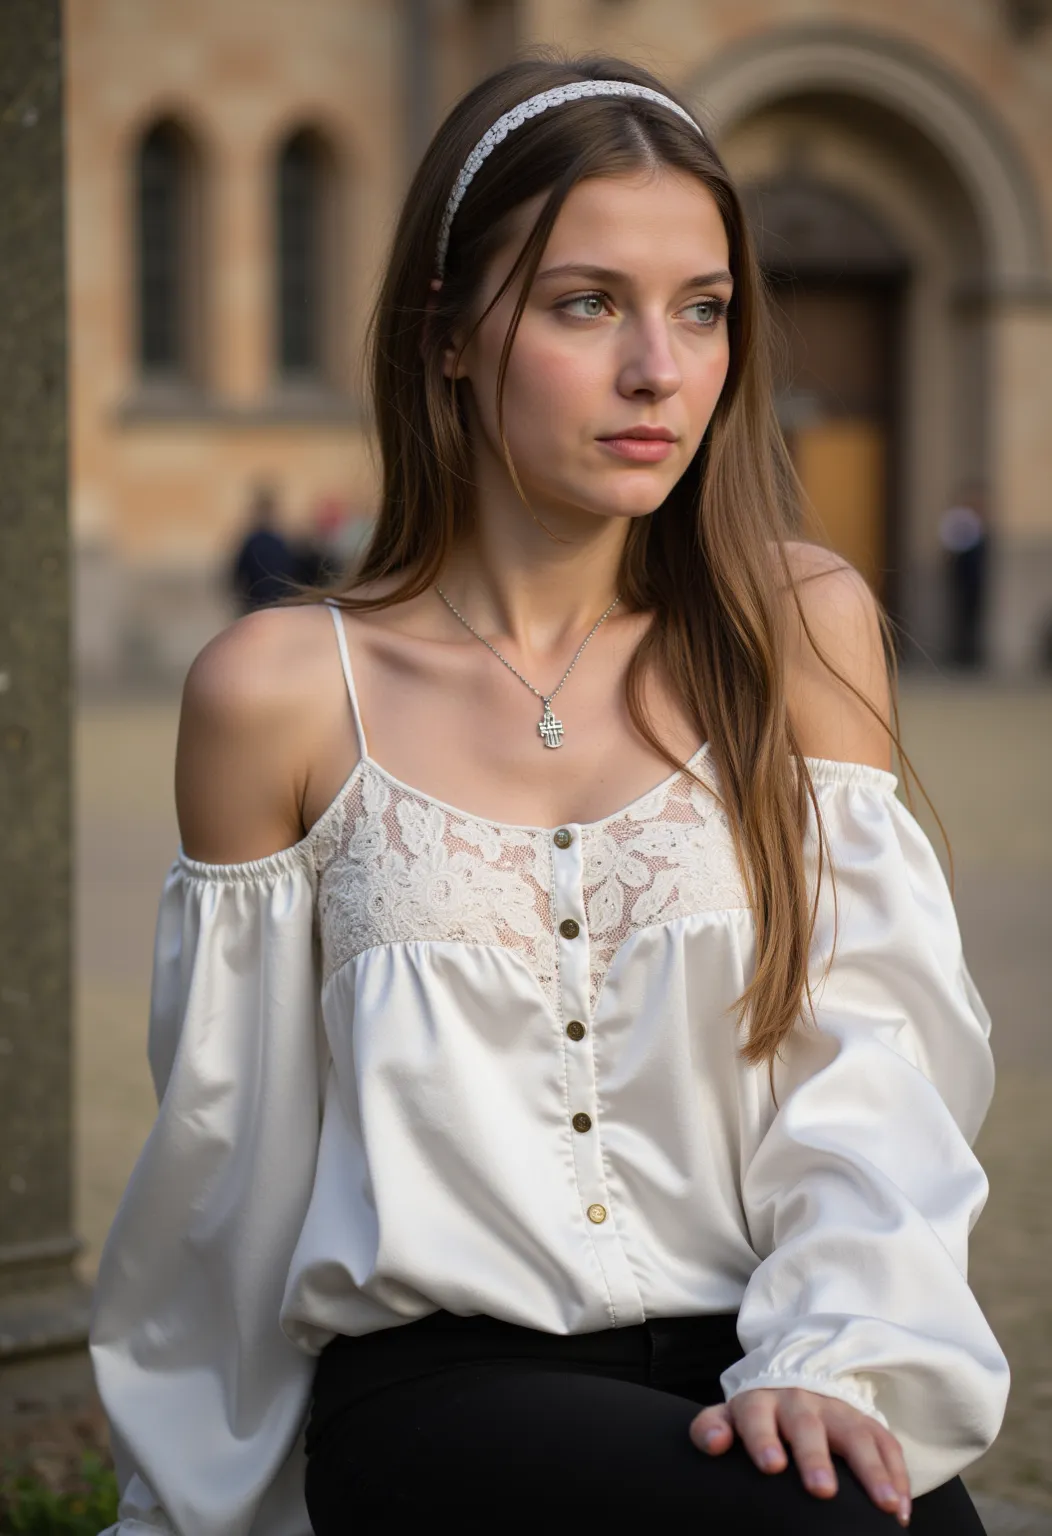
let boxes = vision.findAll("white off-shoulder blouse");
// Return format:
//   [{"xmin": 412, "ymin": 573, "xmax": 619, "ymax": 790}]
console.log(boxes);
[{"xmin": 91, "ymin": 604, "xmax": 1009, "ymax": 1536}]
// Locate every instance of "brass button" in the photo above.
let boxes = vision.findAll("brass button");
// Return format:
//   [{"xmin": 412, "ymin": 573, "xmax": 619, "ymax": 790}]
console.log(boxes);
[
  {"xmin": 572, "ymin": 1112, "xmax": 592, "ymax": 1133},
  {"xmin": 559, "ymin": 918, "xmax": 580, "ymax": 940},
  {"xmin": 566, "ymin": 1020, "xmax": 586, "ymax": 1041},
  {"xmin": 553, "ymin": 828, "xmax": 573, "ymax": 849},
  {"xmin": 587, "ymin": 1203, "xmax": 607, "ymax": 1224}
]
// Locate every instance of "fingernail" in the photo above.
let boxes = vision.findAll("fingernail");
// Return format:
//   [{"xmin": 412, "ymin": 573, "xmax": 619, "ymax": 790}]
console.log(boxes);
[
  {"xmin": 759, "ymin": 1447, "xmax": 784, "ymax": 1470},
  {"xmin": 701, "ymin": 1429, "xmax": 722, "ymax": 1449},
  {"xmin": 898, "ymin": 1497, "xmax": 912, "ymax": 1527},
  {"xmin": 806, "ymin": 1468, "xmax": 835, "ymax": 1492},
  {"xmin": 875, "ymin": 1483, "xmax": 898, "ymax": 1506}
]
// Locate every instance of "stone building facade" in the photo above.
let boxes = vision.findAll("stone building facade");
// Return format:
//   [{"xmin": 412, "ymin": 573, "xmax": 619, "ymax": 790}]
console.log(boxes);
[{"xmin": 65, "ymin": 0, "xmax": 1052, "ymax": 678}]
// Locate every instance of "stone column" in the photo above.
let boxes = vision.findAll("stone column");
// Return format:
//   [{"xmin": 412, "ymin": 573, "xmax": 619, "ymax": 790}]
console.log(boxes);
[{"xmin": 0, "ymin": 0, "xmax": 89, "ymax": 1361}]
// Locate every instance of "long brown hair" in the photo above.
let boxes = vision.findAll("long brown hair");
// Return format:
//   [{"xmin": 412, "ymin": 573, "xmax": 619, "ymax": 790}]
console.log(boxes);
[{"xmin": 323, "ymin": 54, "xmax": 926, "ymax": 1081}]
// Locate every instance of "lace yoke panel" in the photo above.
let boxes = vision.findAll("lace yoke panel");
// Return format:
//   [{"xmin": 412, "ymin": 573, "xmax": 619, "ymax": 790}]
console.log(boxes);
[{"xmin": 313, "ymin": 758, "xmax": 748, "ymax": 1011}]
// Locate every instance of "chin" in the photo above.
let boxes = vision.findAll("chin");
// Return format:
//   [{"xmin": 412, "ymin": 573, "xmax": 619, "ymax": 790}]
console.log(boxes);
[
  {"xmin": 523, "ymin": 468, "xmax": 678, "ymax": 524},
  {"xmin": 592, "ymin": 476, "xmax": 679, "ymax": 521},
  {"xmin": 538, "ymin": 489, "xmax": 660, "ymax": 524},
  {"xmin": 601, "ymin": 498, "xmax": 668, "ymax": 523}
]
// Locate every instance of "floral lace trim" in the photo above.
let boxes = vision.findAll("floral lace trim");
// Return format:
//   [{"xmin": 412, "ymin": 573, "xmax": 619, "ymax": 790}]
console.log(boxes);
[
  {"xmin": 314, "ymin": 767, "xmax": 558, "ymax": 998},
  {"xmin": 579, "ymin": 770, "xmax": 747, "ymax": 1012},
  {"xmin": 314, "ymin": 758, "xmax": 748, "ymax": 1007}
]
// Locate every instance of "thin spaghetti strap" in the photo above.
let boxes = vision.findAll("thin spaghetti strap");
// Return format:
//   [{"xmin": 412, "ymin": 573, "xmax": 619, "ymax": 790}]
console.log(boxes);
[{"xmin": 325, "ymin": 601, "xmax": 369, "ymax": 761}]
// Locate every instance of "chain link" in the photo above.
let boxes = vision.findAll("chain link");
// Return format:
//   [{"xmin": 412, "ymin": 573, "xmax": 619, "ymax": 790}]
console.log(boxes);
[{"xmin": 434, "ymin": 587, "xmax": 621, "ymax": 706}]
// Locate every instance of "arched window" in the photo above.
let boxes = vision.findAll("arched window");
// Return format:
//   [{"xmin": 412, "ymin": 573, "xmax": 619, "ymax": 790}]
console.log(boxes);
[
  {"xmin": 275, "ymin": 128, "xmax": 338, "ymax": 382},
  {"xmin": 135, "ymin": 118, "xmax": 203, "ymax": 380}
]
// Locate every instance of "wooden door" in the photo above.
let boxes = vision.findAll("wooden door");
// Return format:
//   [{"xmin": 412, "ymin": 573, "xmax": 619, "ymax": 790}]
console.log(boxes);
[{"xmin": 769, "ymin": 283, "xmax": 899, "ymax": 597}]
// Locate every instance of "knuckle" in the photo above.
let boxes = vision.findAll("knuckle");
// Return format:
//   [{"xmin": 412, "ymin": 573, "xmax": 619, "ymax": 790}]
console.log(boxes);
[
  {"xmin": 783, "ymin": 1410, "xmax": 825, "ymax": 1443},
  {"xmin": 731, "ymin": 1396, "xmax": 773, "ymax": 1429},
  {"xmin": 831, "ymin": 1414, "xmax": 877, "ymax": 1445},
  {"xmin": 852, "ymin": 1444, "xmax": 887, "ymax": 1474},
  {"xmin": 824, "ymin": 1398, "xmax": 865, "ymax": 1428}
]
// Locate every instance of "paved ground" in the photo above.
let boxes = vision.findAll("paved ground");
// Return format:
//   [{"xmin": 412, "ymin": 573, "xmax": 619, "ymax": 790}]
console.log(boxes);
[{"xmin": 72, "ymin": 677, "xmax": 1052, "ymax": 1523}]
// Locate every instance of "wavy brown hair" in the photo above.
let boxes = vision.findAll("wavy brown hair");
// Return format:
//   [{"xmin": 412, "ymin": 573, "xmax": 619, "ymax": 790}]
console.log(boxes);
[{"xmin": 322, "ymin": 54, "xmax": 926, "ymax": 1082}]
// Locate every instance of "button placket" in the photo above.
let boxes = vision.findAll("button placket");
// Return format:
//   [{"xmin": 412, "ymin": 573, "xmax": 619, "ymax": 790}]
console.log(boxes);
[
  {"xmin": 551, "ymin": 822, "xmax": 589, "ymax": 1014},
  {"xmin": 549, "ymin": 825, "xmax": 646, "ymax": 1324},
  {"xmin": 551, "ymin": 828, "xmax": 615, "ymax": 1236}
]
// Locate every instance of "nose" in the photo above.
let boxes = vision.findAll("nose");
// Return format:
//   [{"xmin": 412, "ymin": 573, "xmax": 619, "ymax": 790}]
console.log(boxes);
[{"xmin": 616, "ymin": 314, "xmax": 682, "ymax": 402}]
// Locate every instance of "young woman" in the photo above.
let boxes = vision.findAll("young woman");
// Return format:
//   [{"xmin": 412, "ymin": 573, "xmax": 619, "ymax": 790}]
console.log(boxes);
[{"xmin": 91, "ymin": 56, "xmax": 1008, "ymax": 1535}]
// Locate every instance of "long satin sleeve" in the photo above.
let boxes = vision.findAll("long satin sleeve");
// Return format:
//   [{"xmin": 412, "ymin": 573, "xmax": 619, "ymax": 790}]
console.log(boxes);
[
  {"xmin": 719, "ymin": 760, "xmax": 1010, "ymax": 1497},
  {"xmin": 90, "ymin": 847, "xmax": 325, "ymax": 1536}
]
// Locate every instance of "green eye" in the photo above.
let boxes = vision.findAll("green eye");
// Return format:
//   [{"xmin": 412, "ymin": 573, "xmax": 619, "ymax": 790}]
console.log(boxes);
[
  {"xmin": 564, "ymin": 293, "xmax": 607, "ymax": 318},
  {"xmin": 684, "ymin": 299, "xmax": 727, "ymax": 326}
]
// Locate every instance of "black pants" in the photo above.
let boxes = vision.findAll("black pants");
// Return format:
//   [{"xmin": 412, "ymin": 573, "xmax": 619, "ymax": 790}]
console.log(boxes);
[{"xmin": 304, "ymin": 1310, "xmax": 986, "ymax": 1533}]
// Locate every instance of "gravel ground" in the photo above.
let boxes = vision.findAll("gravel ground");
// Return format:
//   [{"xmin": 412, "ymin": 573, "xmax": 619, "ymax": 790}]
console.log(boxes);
[{"xmin": 71, "ymin": 676, "xmax": 1052, "ymax": 1521}]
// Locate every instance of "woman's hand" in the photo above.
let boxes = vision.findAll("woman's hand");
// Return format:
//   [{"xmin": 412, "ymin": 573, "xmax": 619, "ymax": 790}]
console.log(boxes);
[{"xmin": 689, "ymin": 1387, "xmax": 912, "ymax": 1526}]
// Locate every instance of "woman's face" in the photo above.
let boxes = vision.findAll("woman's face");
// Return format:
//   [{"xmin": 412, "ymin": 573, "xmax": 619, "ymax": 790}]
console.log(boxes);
[{"xmin": 449, "ymin": 166, "xmax": 733, "ymax": 527}]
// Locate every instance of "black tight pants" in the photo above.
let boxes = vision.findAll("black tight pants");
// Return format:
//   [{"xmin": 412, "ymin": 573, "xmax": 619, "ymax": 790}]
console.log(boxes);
[{"xmin": 304, "ymin": 1311, "xmax": 986, "ymax": 1533}]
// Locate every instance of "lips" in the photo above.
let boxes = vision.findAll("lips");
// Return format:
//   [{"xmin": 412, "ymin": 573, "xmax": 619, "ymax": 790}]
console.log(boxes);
[
  {"xmin": 597, "ymin": 427, "xmax": 678, "ymax": 463},
  {"xmin": 598, "ymin": 427, "xmax": 677, "ymax": 442}
]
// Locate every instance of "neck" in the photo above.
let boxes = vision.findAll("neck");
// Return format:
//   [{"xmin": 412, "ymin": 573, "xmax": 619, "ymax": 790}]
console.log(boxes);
[
  {"xmin": 437, "ymin": 529, "xmax": 628, "ymax": 660},
  {"xmin": 437, "ymin": 471, "xmax": 632, "ymax": 657}
]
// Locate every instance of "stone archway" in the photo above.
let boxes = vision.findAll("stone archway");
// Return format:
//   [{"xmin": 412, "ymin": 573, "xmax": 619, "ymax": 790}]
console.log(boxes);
[
  {"xmin": 691, "ymin": 23, "xmax": 1046, "ymax": 290},
  {"xmin": 687, "ymin": 25, "xmax": 1050, "ymax": 664}
]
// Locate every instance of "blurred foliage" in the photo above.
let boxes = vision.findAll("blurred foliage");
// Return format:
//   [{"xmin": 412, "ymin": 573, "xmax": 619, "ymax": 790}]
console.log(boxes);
[{"xmin": 0, "ymin": 1451, "xmax": 118, "ymax": 1534}]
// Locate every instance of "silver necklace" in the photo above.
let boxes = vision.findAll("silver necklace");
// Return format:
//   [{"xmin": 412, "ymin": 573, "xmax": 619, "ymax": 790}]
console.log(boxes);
[{"xmin": 434, "ymin": 586, "xmax": 621, "ymax": 749}]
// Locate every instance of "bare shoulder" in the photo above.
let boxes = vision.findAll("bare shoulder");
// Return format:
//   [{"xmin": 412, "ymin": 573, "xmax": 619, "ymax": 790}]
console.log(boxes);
[
  {"xmin": 176, "ymin": 602, "xmax": 343, "ymax": 863},
  {"xmin": 777, "ymin": 540, "xmax": 893, "ymax": 771},
  {"xmin": 181, "ymin": 601, "xmax": 339, "ymax": 722}
]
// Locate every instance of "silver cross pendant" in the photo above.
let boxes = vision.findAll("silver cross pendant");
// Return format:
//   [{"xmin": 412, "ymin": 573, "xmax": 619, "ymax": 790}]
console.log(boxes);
[{"xmin": 538, "ymin": 700, "xmax": 564, "ymax": 749}]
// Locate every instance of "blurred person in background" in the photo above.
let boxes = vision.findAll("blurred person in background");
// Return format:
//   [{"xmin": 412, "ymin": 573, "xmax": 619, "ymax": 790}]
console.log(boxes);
[
  {"xmin": 91, "ymin": 56, "xmax": 1007, "ymax": 1536},
  {"xmin": 295, "ymin": 498, "xmax": 379, "ymax": 590},
  {"xmin": 230, "ymin": 481, "xmax": 302, "ymax": 611},
  {"xmin": 293, "ymin": 496, "xmax": 347, "ymax": 589},
  {"xmin": 938, "ymin": 482, "xmax": 989, "ymax": 669}
]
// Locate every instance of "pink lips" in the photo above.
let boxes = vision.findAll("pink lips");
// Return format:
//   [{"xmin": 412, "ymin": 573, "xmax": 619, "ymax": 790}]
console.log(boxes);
[{"xmin": 597, "ymin": 427, "xmax": 678, "ymax": 463}]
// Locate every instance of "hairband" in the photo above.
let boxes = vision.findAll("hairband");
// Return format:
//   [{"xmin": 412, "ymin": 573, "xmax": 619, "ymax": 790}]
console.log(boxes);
[{"xmin": 435, "ymin": 80, "xmax": 706, "ymax": 277}]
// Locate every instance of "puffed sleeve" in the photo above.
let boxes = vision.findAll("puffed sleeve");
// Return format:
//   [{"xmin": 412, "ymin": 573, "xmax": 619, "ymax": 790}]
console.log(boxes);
[
  {"xmin": 719, "ymin": 759, "xmax": 1010, "ymax": 1497},
  {"xmin": 90, "ymin": 846, "xmax": 325, "ymax": 1536}
]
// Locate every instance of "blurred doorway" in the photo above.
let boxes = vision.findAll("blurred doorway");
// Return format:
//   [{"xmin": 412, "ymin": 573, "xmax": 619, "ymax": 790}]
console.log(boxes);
[
  {"xmin": 744, "ymin": 180, "xmax": 909, "ymax": 615},
  {"xmin": 770, "ymin": 280, "xmax": 903, "ymax": 602}
]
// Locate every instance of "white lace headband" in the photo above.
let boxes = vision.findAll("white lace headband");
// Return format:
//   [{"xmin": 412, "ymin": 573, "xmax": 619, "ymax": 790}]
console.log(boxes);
[{"xmin": 435, "ymin": 80, "xmax": 705, "ymax": 277}]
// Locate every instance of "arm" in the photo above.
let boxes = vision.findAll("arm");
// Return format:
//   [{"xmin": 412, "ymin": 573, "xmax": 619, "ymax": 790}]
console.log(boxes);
[
  {"xmin": 691, "ymin": 550, "xmax": 1008, "ymax": 1515},
  {"xmin": 91, "ymin": 610, "xmax": 337, "ymax": 1535},
  {"xmin": 175, "ymin": 606, "xmax": 324, "ymax": 864}
]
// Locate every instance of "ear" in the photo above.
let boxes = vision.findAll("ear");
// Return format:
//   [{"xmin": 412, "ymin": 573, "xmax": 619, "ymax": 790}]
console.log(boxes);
[
  {"xmin": 442, "ymin": 343, "xmax": 466, "ymax": 381},
  {"xmin": 426, "ymin": 277, "xmax": 468, "ymax": 381}
]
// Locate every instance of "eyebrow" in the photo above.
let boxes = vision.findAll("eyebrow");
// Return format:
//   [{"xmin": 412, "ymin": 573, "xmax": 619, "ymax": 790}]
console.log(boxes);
[{"xmin": 534, "ymin": 263, "xmax": 734, "ymax": 288}]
